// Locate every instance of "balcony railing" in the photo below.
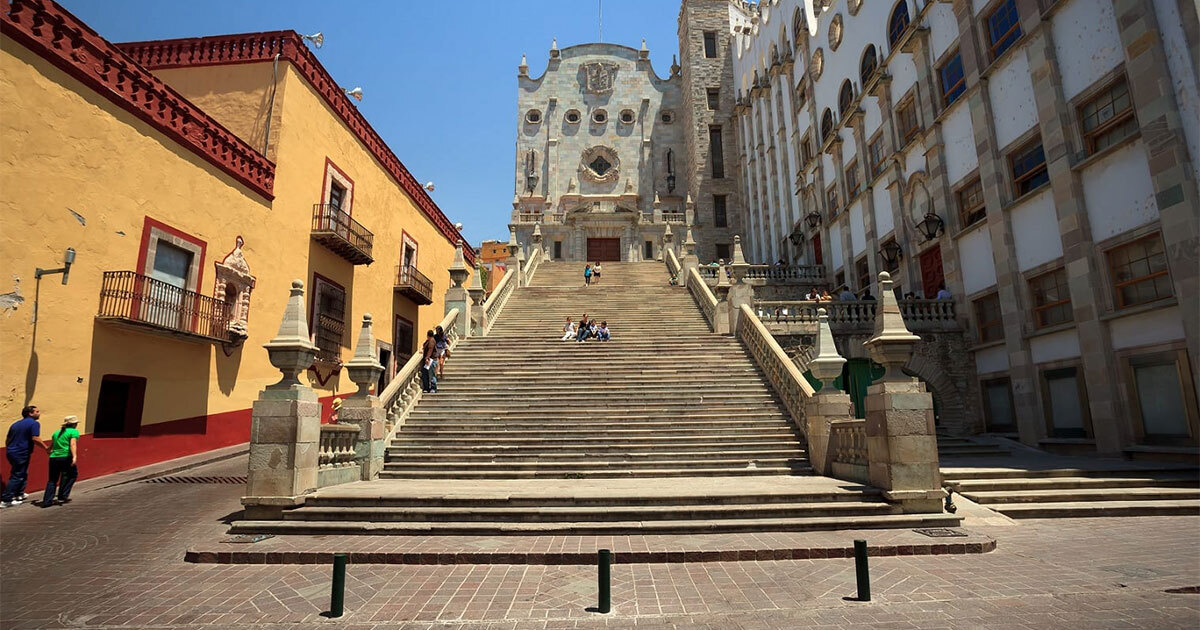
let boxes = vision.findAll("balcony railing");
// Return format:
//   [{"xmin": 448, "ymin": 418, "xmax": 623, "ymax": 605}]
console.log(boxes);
[
  {"xmin": 394, "ymin": 264, "xmax": 433, "ymax": 305},
  {"xmin": 752, "ymin": 299, "xmax": 959, "ymax": 335},
  {"xmin": 515, "ymin": 212, "xmax": 544, "ymax": 224},
  {"xmin": 97, "ymin": 271, "xmax": 232, "ymax": 343},
  {"xmin": 311, "ymin": 204, "xmax": 374, "ymax": 265},
  {"xmin": 745, "ymin": 264, "xmax": 826, "ymax": 282},
  {"xmin": 661, "ymin": 212, "xmax": 687, "ymax": 224}
]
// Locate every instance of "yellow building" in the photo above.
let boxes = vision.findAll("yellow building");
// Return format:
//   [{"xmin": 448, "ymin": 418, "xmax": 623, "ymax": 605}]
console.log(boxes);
[{"xmin": 0, "ymin": 1, "xmax": 472, "ymax": 486}]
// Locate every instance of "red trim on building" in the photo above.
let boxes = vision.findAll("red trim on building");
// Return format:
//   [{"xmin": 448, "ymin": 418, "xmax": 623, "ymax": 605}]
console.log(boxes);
[
  {"xmin": 116, "ymin": 31, "xmax": 473, "ymax": 265},
  {"xmin": 0, "ymin": 0, "xmax": 276, "ymax": 200},
  {"xmin": 135, "ymin": 216, "xmax": 209, "ymax": 290}
]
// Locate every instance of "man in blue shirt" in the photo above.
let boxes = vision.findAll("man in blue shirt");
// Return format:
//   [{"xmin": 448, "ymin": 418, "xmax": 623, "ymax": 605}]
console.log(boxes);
[{"xmin": 3, "ymin": 405, "xmax": 49, "ymax": 507}]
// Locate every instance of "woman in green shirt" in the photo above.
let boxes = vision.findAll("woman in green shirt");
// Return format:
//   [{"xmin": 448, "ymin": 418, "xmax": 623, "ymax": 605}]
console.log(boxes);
[{"xmin": 40, "ymin": 415, "xmax": 79, "ymax": 507}]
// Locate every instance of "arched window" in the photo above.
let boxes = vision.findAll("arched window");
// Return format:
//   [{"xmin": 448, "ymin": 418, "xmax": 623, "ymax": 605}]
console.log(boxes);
[
  {"xmin": 838, "ymin": 80, "xmax": 854, "ymax": 115},
  {"xmin": 821, "ymin": 108, "xmax": 834, "ymax": 142},
  {"xmin": 888, "ymin": 1, "xmax": 911, "ymax": 49},
  {"xmin": 860, "ymin": 45, "xmax": 878, "ymax": 84}
]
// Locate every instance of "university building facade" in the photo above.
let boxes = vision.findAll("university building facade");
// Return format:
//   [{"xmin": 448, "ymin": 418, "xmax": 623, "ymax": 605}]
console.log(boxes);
[{"xmin": 726, "ymin": 0, "xmax": 1198, "ymax": 455}]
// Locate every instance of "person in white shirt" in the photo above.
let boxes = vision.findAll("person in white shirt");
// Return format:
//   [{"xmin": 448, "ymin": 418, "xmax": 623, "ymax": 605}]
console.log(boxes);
[{"xmin": 560, "ymin": 317, "xmax": 577, "ymax": 341}]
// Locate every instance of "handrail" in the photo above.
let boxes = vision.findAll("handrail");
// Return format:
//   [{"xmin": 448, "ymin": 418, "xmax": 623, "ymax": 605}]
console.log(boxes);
[
  {"xmin": 523, "ymin": 247, "xmax": 543, "ymax": 284},
  {"xmin": 686, "ymin": 267, "xmax": 720, "ymax": 331},
  {"xmin": 736, "ymin": 304, "xmax": 815, "ymax": 434},
  {"xmin": 481, "ymin": 267, "xmax": 516, "ymax": 335},
  {"xmin": 665, "ymin": 247, "xmax": 681, "ymax": 279},
  {"xmin": 379, "ymin": 308, "xmax": 460, "ymax": 452}
]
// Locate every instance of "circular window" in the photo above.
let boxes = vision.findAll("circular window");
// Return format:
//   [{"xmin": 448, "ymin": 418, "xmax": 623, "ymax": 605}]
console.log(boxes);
[
  {"xmin": 660, "ymin": 110, "xmax": 675, "ymax": 124},
  {"xmin": 829, "ymin": 15, "xmax": 844, "ymax": 51},
  {"xmin": 592, "ymin": 109, "xmax": 608, "ymax": 124},
  {"xmin": 525, "ymin": 109, "xmax": 542, "ymax": 124},
  {"xmin": 619, "ymin": 109, "xmax": 635, "ymax": 124},
  {"xmin": 809, "ymin": 48, "xmax": 824, "ymax": 81},
  {"xmin": 565, "ymin": 109, "xmax": 581, "ymax": 124}
]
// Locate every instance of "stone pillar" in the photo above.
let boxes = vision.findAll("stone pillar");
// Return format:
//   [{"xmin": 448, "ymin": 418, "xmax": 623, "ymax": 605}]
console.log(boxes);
[
  {"xmin": 681, "ymin": 227, "xmax": 700, "ymax": 279},
  {"xmin": 445, "ymin": 240, "xmax": 472, "ymax": 328},
  {"xmin": 342, "ymin": 314, "xmax": 385, "ymax": 481},
  {"xmin": 531, "ymin": 223, "xmax": 545, "ymax": 259},
  {"xmin": 467, "ymin": 261, "xmax": 488, "ymax": 337},
  {"xmin": 662, "ymin": 223, "xmax": 675, "ymax": 259},
  {"xmin": 726, "ymin": 236, "xmax": 754, "ymax": 333},
  {"xmin": 863, "ymin": 272, "xmax": 944, "ymax": 513},
  {"xmin": 505, "ymin": 227, "xmax": 524, "ymax": 288},
  {"xmin": 805, "ymin": 308, "xmax": 853, "ymax": 476},
  {"xmin": 243, "ymin": 280, "xmax": 320, "ymax": 519}
]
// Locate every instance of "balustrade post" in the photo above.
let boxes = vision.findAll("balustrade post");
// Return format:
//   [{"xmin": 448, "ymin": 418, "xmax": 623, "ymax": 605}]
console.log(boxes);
[
  {"xmin": 726, "ymin": 236, "xmax": 754, "ymax": 334},
  {"xmin": 467, "ymin": 261, "xmax": 488, "ymax": 337},
  {"xmin": 342, "ymin": 314, "xmax": 386, "ymax": 481},
  {"xmin": 445, "ymin": 240, "xmax": 473, "ymax": 332},
  {"xmin": 863, "ymin": 272, "xmax": 944, "ymax": 513},
  {"xmin": 662, "ymin": 223, "xmax": 675, "ymax": 259},
  {"xmin": 805, "ymin": 308, "xmax": 854, "ymax": 476},
  {"xmin": 506, "ymin": 227, "xmax": 524, "ymax": 288},
  {"xmin": 243, "ymin": 280, "xmax": 321, "ymax": 519}
]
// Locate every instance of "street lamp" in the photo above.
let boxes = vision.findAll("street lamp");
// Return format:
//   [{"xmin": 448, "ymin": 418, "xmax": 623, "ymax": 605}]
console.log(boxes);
[
  {"xmin": 344, "ymin": 87, "xmax": 363, "ymax": 101},
  {"xmin": 301, "ymin": 32, "xmax": 324, "ymax": 49},
  {"xmin": 880, "ymin": 240, "xmax": 903, "ymax": 267},
  {"xmin": 805, "ymin": 211, "xmax": 822, "ymax": 229},
  {"xmin": 788, "ymin": 231, "xmax": 804, "ymax": 246},
  {"xmin": 916, "ymin": 212, "xmax": 945, "ymax": 241}
]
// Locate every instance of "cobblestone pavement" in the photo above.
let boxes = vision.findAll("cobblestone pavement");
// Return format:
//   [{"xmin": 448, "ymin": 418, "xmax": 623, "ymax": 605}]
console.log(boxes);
[{"xmin": 2, "ymin": 457, "xmax": 1198, "ymax": 629}]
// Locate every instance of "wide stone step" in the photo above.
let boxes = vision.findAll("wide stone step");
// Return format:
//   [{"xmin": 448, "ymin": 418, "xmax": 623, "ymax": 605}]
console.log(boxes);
[
  {"xmin": 281, "ymin": 501, "xmax": 897, "ymax": 523},
  {"xmin": 379, "ymin": 464, "xmax": 811, "ymax": 479},
  {"xmin": 229, "ymin": 512, "xmax": 960, "ymax": 536},
  {"xmin": 428, "ymin": 382, "xmax": 773, "ymax": 394},
  {"xmin": 395, "ymin": 427, "xmax": 798, "ymax": 440},
  {"xmin": 400, "ymin": 418, "xmax": 796, "ymax": 429},
  {"xmin": 939, "ymin": 447, "xmax": 1011, "ymax": 457},
  {"xmin": 385, "ymin": 448, "xmax": 806, "ymax": 462},
  {"xmin": 382, "ymin": 457, "xmax": 808, "ymax": 472},
  {"xmin": 940, "ymin": 465, "xmax": 1200, "ymax": 481},
  {"xmin": 946, "ymin": 474, "xmax": 1200, "ymax": 492},
  {"xmin": 303, "ymin": 489, "xmax": 880, "ymax": 509},
  {"xmin": 960, "ymin": 487, "xmax": 1200, "ymax": 504},
  {"xmin": 992, "ymin": 499, "xmax": 1200, "ymax": 518},
  {"xmin": 413, "ymin": 398, "xmax": 782, "ymax": 409}
]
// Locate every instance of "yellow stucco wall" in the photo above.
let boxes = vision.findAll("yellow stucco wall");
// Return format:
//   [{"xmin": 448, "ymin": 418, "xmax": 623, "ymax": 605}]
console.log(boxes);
[{"xmin": 0, "ymin": 35, "xmax": 465, "ymax": 447}]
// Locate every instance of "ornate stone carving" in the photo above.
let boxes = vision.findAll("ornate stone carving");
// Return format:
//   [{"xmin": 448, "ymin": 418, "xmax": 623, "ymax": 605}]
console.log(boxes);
[
  {"xmin": 580, "ymin": 146, "xmax": 620, "ymax": 184},
  {"xmin": 581, "ymin": 61, "xmax": 619, "ymax": 94},
  {"xmin": 524, "ymin": 149, "xmax": 539, "ymax": 193},
  {"xmin": 214, "ymin": 236, "xmax": 256, "ymax": 343}
]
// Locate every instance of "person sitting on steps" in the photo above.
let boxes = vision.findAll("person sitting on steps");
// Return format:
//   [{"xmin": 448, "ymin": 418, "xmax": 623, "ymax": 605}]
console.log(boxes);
[
  {"xmin": 597, "ymin": 321, "xmax": 611, "ymax": 341},
  {"xmin": 576, "ymin": 314, "xmax": 591, "ymax": 341},
  {"xmin": 561, "ymin": 317, "xmax": 577, "ymax": 341}
]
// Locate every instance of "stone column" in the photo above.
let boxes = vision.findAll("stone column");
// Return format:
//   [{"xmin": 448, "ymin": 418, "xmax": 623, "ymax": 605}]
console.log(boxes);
[
  {"xmin": 681, "ymin": 227, "xmax": 700, "ymax": 279},
  {"xmin": 342, "ymin": 314, "xmax": 385, "ymax": 481},
  {"xmin": 445, "ymin": 240, "xmax": 472, "ymax": 328},
  {"xmin": 243, "ymin": 280, "xmax": 321, "ymax": 519},
  {"xmin": 531, "ymin": 223, "xmax": 545, "ymax": 259},
  {"xmin": 863, "ymin": 272, "xmax": 944, "ymax": 513},
  {"xmin": 662, "ymin": 223, "xmax": 675, "ymax": 259},
  {"xmin": 805, "ymin": 308, "xmax": 853, "ymax": 476},
  {"xmin": 505, "ymin": 227, "xmax": 524, "ymax": 288},
  {"xmin": 467, "ymin": 261, "xmax": 488, "ymax": 337},
  {"xmin": 726, "ymin": 236, "xmax": 754, "ymax": 333}
]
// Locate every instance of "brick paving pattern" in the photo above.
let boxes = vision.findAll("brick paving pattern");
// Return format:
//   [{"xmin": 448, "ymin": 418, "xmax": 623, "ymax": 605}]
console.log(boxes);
[{"xmin": 2, "ymin": 457, "xmax": 1198, "ymax": 629}]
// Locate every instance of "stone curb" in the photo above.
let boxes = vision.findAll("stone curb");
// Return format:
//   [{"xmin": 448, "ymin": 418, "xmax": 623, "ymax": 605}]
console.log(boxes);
[{"xmin": 185, "ymin": 538, "xmax": 996, "ymax": 565}]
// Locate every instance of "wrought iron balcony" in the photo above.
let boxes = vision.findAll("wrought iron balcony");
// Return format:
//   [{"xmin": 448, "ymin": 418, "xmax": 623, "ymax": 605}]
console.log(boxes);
[
  {"xmin": 311, "ymin": 204, "xmax": 374, "ymax": 265},
  {"xmin": 97, "ymin": 271, "xmax": 232, "ymax": 343},
  {"xmin": 394, "ymin": 264, "xmax": 433, "ymax": 305}
]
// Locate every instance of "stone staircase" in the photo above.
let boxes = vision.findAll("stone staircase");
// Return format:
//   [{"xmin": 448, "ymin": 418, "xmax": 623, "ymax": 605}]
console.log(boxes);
[
  {"xmin": 943, "ymin": 464, "xmax": 1200, "ymax": 518},
  {"xmin": 937, "ymin": 434, "xmax": 1011, "ymax": 458},
  {"xmin": 232, "ymin": 261, "xmax": 961, "ymax": 534}
]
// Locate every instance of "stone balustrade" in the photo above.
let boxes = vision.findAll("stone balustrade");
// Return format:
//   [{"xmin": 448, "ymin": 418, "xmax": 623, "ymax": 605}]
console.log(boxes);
[
  {"xmin": 665, "ymin": 247, "xmax": 681, "ymax": 279},
  {"xmin": 829, "ymin": 419, "xmax": 869, "ymax": 484},
  {"xmin": 523, "ymin": 246, "xmax": 543, "ymax": 284},
  {"xmin": 744, "ymin": 264, "xmax": 825, "ymax": 282},
  {"xmin": 686, "ymin": 267, "xmax": 721, "ymax": 332},
  {"xmin": 661, "ymin": 212, "xmax": 687, "ymax": 224},
  {"xmin": 482, "ymin": 268, "xmax": 516, "ymax": 335},
  {"xmin": 380, "ymin": 308, "xmax": 460, "ymax": 436},
  {"xmin": 752, "ymin": 299, "xmax": 959, "ymax": 335},
  {"xmin": 735, "ymin": 304, "xmax": 816, "ymax": 435},
  {"xmin": 316, "ymin": 424, "xmax": 359, "ymax": 486}
]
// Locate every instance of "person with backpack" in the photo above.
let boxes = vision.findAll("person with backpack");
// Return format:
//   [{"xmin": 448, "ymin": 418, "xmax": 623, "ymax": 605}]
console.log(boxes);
[
  {"xmin": 3, "ymin": 405, "xmax": 48, "ymax": 507},
  {"xmin": 583, "ymin": 264, "xmax": 593, "ymax": 287},
  {"xmin": 40, "ymin": 415, "xmax": 80, "ymax": 507},
  {"xmin": 419, "ymin": 330, "xmax": 438, "ymax": 393}
]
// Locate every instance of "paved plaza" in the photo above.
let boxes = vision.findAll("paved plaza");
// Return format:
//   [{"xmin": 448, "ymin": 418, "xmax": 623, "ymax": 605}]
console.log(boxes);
[{"xmin": 1, "ymin": 455, "xmax": 1197, "ymax": 629}]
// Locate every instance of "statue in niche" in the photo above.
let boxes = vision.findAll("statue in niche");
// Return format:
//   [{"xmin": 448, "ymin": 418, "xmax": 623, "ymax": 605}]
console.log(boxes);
[
  {"xmin": 524, "ymin": 149, "xmax": 539, "ymax": 193},
  {"xmin": 213, "ymin": 235, "xmax": 256, "ymax": 345},
  {"xmin": 665, "ymin": 149, "xmax": 676, "ymax": 193}
]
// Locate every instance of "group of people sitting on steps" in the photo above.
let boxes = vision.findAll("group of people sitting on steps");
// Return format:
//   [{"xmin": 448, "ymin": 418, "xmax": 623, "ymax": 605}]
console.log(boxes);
[{"xmin": 560, "ymin": 314, "xmax": 610, "ymax": 342}]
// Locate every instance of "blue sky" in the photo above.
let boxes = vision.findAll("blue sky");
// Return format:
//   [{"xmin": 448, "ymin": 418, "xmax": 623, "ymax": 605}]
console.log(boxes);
[{"xmin": 61, "ymin": 0, "xmax": 684, "ymax": 247}]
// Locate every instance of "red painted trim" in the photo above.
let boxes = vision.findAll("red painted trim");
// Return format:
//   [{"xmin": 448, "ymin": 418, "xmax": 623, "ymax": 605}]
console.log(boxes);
[
  {"xmin": 116, "ymin": 31, "xmax": 473, "ymax": 265},
  {"xmin": 320, "ymin": 157, "xmax": 355, "ymax": 216},
  {"xmin": 135, "ymin": 216, "xmax": 209, "ymax": 291},
  {"xmin": 0, "ymin": 0, "xmax": 275, "ymax": 200}
]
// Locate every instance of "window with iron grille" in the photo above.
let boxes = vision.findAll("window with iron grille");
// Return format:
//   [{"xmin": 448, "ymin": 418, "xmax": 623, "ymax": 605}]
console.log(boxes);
[
  {"xmin": 957, "ymin": 178, "xmax": 986, "ymax": 227},
  {"xmin": 1010, "ymin": 139, "xmax": 1048, "ymax": 197},
  {"xmin": 896, "ymin": 98, "xmax": 920, "ymax": 145},
  {"xmin": 939, "ymin": 51, "xmax": 965, "ymax": 106},
  {"xmin": 1080, "ymin": 79, "xmax": 1137, "ymax": 154},
  {"xmin": 986, "ymin": 0, "xmax": 1022, "ymax": 59},
  {"xmin": 973, "ymin": 292, "xmax": 1004, "ymax": 343},
  {"xmin": 714, "ymin": 195, "xmax": 728, "ymax": 228},
  {"xmin": 313, "ymin": 278, "xmax": 347, "ymax": 362},
  {"xmin": 868, "ymin": 133, "xmax": 886, "ymax": 178},
  {"xmin": 1107, "ymin": 234, "xmax": 1173, "ymax": 309},
  {"xmin": 1029, "ymin": 267, "xmax": 1073, "ymax": 328},
  {"xmin": 845, "ymin": 160, "xmax": 861, "ymax": 198}
]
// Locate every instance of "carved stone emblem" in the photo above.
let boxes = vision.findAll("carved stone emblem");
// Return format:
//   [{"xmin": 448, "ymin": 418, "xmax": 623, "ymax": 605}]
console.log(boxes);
[
  {"xmin": 582, "ymin": 62, "xmax": 618, "ymax": 94},
  {"xmin": 580, "ymin": 146, "xmax": 620, "ymax": 184}
]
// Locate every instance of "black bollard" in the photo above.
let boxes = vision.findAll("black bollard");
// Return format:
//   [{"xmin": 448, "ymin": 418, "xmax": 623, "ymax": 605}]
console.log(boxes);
[
  {"xmin": 854, "ymin": 539, "xmax": 871, "ymax": 602},
  {"xmin": 330, "ymin": 553, "xmax": 347, "ymax": 618},
  {"xmin": 598, "ymin": 549, "xmax": 612, "ymax": 613}
]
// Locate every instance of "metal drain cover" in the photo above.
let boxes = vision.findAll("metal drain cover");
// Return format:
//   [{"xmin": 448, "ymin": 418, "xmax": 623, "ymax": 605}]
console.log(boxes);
[
  {"xmin": 221, "ymin": 534, "xmax": 275, "ymax": 544},
  {"xmin": 144, "ymin": 475, "xmax": 248, "ymax": 484},
  {"xmin": 912, "ymin": 527, "xmax": 968, "ymax": 538}
]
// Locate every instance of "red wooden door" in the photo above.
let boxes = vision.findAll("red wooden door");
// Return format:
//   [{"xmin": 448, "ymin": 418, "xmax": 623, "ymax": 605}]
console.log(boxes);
[
  {"xmin": 919, "ymin": 245, "xmax": 944, "ymax": 298},
  {"xmin": 586, "ymin": 238, "xmax": 621, "ymax": 261},
  {"xmin": 812, "ymin": 234, "xmax": 823, "ymax": 266}
]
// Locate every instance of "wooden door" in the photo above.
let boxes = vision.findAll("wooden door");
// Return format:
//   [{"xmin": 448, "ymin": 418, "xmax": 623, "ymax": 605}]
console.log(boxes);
[
  {"xmin": 587, "ymin": 238, "xmax": 621, "ymax": 262},
  {"xmin": 812, "ymin": 234, "xmax": 823, "ymax": 266},
  {"xmin": 919, "ymin": 245, "xmax": 944, "ymax": 298}
]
